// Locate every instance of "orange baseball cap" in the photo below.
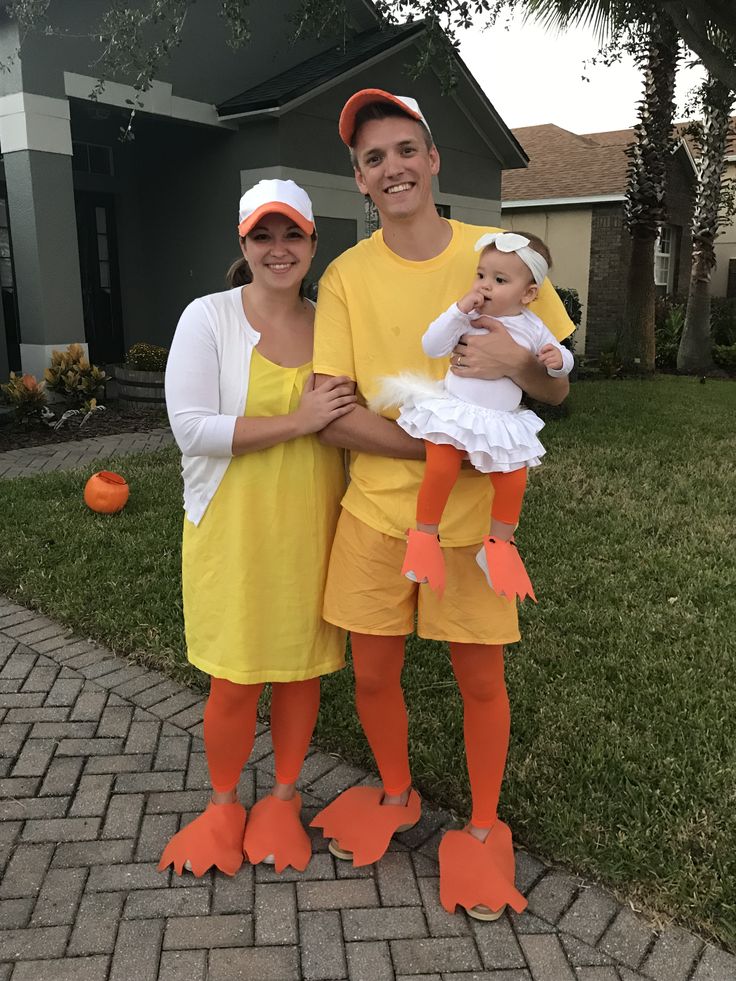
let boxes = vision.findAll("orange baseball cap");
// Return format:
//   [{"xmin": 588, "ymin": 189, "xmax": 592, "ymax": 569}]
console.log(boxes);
[
  {"xmin": 338, "ymin": 88, "xmax": 432, "ymax": 146},
  {"xmin": 237, "ymin": 179, "xmax": 314, "ymax": 237}
]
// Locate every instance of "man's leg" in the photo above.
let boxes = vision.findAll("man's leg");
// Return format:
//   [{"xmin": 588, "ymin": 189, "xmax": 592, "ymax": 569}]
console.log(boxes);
[
  {"xmin": 450, "ymin": 642, "xmax": 509, "ymax": 832},
  {"xmin": 353, "ymin": 633, "xmax": 411, "ymax": 799}
]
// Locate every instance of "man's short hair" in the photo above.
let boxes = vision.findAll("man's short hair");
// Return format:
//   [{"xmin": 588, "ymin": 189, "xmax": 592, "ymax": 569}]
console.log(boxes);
[{"xmin": 349, "ymin": 102, "xmax": 434, "ymax": 168}]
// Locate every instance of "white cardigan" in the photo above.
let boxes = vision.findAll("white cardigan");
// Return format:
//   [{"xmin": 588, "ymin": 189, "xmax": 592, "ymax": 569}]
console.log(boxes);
[{"xmin": 165, "ymin": 287, "xmax": 260, "ymax": 526}]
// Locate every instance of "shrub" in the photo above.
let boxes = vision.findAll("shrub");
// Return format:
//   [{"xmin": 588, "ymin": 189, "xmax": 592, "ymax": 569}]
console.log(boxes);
[
  {"xmin": 44, "ymin": 344, "xmax": 107, "ymax": 404},
  {"xmin": 126, "ymin": 342, "xmax": 169, "ymax": 372},
  {"xmin": 713, "ymin": 343, "xmax": 736, "ymax": 374},
  {"xmin": 1, "ymin": 372, "xmax": 48, "ymax": 421},
  {"xmin": 711, "ymin": 297, "xmax": 736, "ymax": 346},
  {"xmin": 654, "ymin": 297, "xmax": 686, "ymax": 371},
  {"xmin": 555, "ymin": 286, "xmax": 582, "ymax": 353}
]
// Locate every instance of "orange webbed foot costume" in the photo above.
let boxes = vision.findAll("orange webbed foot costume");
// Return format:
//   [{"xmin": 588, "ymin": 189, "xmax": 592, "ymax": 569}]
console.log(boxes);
[
  {"xmin": 401, "ymin": 529, "xmax": 445, "ymax": 594},
  {"xmin": 477, "ymin": 537, "xmax": 536, "ymax": 603},
  {"xmin": 242, "ymin": 793, "xmax": 311, "ymax": 873},
  {"xmin": 438, "ymin": 820, "xmax": 527, "ymax": 919},
  {"xmin": 158, "ymin": 800, "xmax": 247, "ymax": 877},
  {"xmin": 310, "ymin": 787, "xmax": 421, "ymax": 866}
]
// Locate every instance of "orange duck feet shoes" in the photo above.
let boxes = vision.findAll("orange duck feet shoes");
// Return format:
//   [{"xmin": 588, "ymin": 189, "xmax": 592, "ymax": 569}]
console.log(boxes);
[
  {"xmin": 402, "ymin": 530, "xmax": 446, "ymax": 594},
  {"xmin": 158, "ymin": 800, "xmax": 246, "ymax": 877},
  {"xmin": 438, "ymin": 820, "xmax": 527, "ymax": 920},
  {"xmin": 243, "ymin": 793, "xmax": 312, "ymax": 873},
  {"xmin": 311, "ymin": 786, "xmax": 421, "ymax": 867},
  {"xmin": 476, "ymin": 537, "xmax": 536, "ymax": 603}
]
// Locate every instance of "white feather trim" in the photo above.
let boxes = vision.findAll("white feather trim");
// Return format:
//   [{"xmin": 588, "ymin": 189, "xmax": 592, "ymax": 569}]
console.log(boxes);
[{"xmin": 368, "ymin": 373, "xmax": 447, "ymax": 413}]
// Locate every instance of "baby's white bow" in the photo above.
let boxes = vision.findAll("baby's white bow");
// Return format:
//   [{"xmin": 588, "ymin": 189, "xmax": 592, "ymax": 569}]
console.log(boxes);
[{"xmin": 474, "ymin": 231, "xmax": 549, "ymax": 285}]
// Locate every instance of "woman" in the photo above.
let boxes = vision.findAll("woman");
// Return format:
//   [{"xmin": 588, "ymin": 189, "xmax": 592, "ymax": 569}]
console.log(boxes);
[{"xmin": 159, "ymin": 179, "xmax": 355, "ymax": 876}]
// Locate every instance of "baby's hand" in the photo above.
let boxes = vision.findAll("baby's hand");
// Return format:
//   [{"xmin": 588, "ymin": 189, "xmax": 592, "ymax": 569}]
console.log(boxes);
[
  {"xmin": 457, "ymin": 289, "xmax": 487, "ymax": 315},
  {"xmin": 538, "ymin": 344, "xmax": 563, "ymax": 371}
]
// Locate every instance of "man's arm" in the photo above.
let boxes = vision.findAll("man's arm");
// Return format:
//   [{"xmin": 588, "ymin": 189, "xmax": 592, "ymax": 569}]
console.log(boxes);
[
  {"xmin": 453, "ymin": 318, "xmax": 569, "ymax": 406},
  {"xmin": 314, "ymin": 374, "xmax": 425, "ymax": 458}
]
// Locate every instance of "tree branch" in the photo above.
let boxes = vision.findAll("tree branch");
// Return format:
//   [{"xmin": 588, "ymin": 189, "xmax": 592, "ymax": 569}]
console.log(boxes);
[{"xmin": 664, "ymin": 2, "xmax": 736, "ymax": 92}]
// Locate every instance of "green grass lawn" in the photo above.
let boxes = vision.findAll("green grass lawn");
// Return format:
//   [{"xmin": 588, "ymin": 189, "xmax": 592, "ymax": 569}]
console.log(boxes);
[{"xmin": 1, "ymin": 377, "xmax": 734, "ymax": 948}]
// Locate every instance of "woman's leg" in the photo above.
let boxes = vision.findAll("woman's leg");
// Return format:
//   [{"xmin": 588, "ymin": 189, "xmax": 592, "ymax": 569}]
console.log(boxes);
[
  {"xmin": 270, "ymin": 677, "xmax": 321, "ymax": 796},
  {"xmin": 204, "ymin": 677, "xmax": 264, "ymax": 798},
  {"xmin": 353, "ymin": 633, "xmax": 411, "ymax": 799},
  {"xmin": 449, "ymin": 642, "xmax": 510, "ymax": 831},
  {"xmin": 159, "ymin": 676, "xmax": 261, "ymax": 876},
  {"xmin": 243, "ymin": 677, "xmax": 321, "ymax": 872}
]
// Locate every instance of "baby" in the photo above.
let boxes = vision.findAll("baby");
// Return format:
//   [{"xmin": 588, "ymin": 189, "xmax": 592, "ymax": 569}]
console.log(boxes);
[{"xmin": 373, "ymin": 231, "xmax": 573, "ymax": 600}]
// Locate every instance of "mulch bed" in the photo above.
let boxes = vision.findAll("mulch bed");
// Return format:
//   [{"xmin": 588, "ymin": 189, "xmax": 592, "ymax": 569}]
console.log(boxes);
[{"xmin": 0, "ymin": 402, "xmax": 169, "ymax": 452}]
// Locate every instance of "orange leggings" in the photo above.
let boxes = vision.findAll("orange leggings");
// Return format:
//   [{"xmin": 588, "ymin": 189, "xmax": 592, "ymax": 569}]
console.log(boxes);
[
  {"xmin": 203, "ymin": 677, "xmax": 320, "ymax": 793},
  {"xmin": 352, "ymin": 634, "xmax": 510, "ymax": 828},
  {"xmin": 416, "ymin": 442, "xmax": 527, "ymax": 527}
]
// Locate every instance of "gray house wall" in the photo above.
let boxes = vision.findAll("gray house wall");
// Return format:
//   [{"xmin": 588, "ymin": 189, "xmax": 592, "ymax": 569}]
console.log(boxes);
[{"xmin": 0, "ymin": 1, "xmax": 513, "ymax": 367}]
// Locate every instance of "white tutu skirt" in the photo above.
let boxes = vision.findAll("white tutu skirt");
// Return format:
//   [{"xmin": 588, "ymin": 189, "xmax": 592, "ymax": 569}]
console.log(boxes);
[{"xmin": 371, "ymin": 374, "xmax": 546, "ymax": 474}]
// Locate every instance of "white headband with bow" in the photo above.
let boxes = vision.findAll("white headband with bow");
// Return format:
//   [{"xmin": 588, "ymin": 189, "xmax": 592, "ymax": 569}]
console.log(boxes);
[{"xmin": 474, "ymin": 232, "xmax": 549, "ymax": 286}]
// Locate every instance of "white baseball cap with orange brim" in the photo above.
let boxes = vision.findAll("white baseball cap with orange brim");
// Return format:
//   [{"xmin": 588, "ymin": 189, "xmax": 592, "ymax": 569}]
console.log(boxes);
[
  {"xmin": 338, "ymin": 88, "xmax": 432, "ymax": 146},
  {"xmin": 238, "ymin": 179, "xmax": 315, "ymax": 238}
]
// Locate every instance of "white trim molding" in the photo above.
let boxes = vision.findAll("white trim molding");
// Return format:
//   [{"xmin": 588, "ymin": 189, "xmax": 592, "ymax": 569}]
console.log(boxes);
[
  {"xmin": 63, "ymin": 72, "xmax": 237, "ymax": 130},
  {"xmin": 0, "ymin": 93, "xmax": 72, "ymax": 155},
  {"xmin": 502, "ymin": 194, "xmax": 626, "ymax": 209}
]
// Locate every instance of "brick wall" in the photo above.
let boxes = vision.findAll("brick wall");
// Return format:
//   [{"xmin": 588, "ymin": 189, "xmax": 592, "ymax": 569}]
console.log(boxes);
[
  {"xmin": 585, "ymin": 147, "xmax": 695, "ymax": 357},
  {"xmin": 585, "ymin": 204, "xmax": 630, "ymax": 357}
]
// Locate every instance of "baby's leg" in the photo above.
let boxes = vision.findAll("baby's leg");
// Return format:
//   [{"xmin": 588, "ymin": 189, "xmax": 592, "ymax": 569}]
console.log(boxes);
[
  {"xmin": 416, "ymin": 442, "xmax": 464, "ymax": 534},
  {"xmin": 403, "ymin": 442, "xmax": 463, "ymax": 592},
  {"xmin": 477, "ymin": 467, "xmax": 535, "ymax": 603},
  {"xmin": 488, "ymin": 467, "xmax": 527, "ymax": 542}
]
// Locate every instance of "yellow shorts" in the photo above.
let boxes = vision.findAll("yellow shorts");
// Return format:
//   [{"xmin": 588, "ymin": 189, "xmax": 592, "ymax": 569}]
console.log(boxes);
[{"xmin": 323, "ymin": 509, "xmax": 520, "ymax": 645}]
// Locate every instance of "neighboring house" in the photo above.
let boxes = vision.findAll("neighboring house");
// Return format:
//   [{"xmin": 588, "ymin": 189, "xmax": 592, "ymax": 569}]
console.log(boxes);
[
  {"xmin": 708, "ymin": 121, "xmax": 736, "ymax": 300},
  {"xmin": 0, "ymin": 0, "xmax": 527, "ymax": 380},
  {"xmin": 501, "ymin": 124, "xmax": 696, "ymax": 357}
]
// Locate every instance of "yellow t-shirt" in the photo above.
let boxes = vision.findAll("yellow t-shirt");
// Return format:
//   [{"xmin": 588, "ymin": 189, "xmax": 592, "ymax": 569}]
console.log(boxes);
[{"xmin": 313, "ymin": 219, "xmax": 574, "ymax": 547}]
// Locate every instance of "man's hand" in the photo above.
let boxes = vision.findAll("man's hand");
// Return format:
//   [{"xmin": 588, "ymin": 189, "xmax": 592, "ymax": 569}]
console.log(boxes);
[
  {"xmin": 537, "ymin": 344, "xmax": 563, "ymax": 371},
  {"xmin": 451, "ymin": 317, "xmax": 525, "ymax": 379}
]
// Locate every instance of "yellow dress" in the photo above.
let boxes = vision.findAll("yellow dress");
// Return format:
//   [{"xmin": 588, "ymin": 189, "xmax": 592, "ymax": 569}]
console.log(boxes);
[{"xmin": 181, "ymin": 349, "xmax": 346, "ymax": 684}]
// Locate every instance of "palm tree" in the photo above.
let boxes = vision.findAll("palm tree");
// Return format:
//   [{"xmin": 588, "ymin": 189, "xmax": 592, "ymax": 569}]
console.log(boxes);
[{"xmin": 677, "ymin": 71, "xmax": 735, "ymax": 374}]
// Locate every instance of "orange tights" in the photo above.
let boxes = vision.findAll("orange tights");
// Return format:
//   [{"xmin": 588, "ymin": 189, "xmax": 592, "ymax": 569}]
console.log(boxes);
[
  {"xmin": 203, "ymin": 676, "xmax": 320, "ymax": 794},
  {"xmin": 352, "ymin": 634, "xmax": 510, "ymax": 828},
  {"xmin": 416, "ymin": 442, "xmax": 527, "ymax": 527}
]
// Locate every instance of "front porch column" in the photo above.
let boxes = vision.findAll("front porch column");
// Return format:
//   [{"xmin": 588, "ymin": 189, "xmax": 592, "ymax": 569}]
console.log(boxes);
[{"xmin": 0, "ymin": 93, "xmax": 86, "ymax": 379}]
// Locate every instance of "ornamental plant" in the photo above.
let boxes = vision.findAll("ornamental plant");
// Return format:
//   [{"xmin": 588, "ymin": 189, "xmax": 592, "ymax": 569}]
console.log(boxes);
[
  {"xmin": 126, "ymin": 342, "xmax": 169, "ymax": 372},
  {"xmin": 44, "ymin": 344, "xmax": 107, "ymax": 405},
  {"xmin": 1, "ymin": 372, "xmax": 48, "ymax": 421}
]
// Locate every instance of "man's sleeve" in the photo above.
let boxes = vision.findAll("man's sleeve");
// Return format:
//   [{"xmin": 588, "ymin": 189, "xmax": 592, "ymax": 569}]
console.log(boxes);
[
  {"xmin": 313, "ymin": 266, "xmax": 356, "ymax": 380},
  {"xmin": 529, "ymin": 278, "xmax": 575, "ymax": 342}
]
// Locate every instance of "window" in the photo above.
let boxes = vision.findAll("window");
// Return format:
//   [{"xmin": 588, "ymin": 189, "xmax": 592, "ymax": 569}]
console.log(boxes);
[
  {"xmin": 0, "ymin": 200, "xmax": 14, "ymax": 289},
  {"xmin": 72, "ymin": 142, "xmax": 114, "ymax": 176},
  {"xmin": 436, "ymin": 204, "xmax": 451, "ymax": 218},
  {"xmin": 654, "ymin": 225, "xmax": 674, "ymax": 291},
  {"xmin": 96, "ymin": 207, "xmax": 111, "ymax": 292}
]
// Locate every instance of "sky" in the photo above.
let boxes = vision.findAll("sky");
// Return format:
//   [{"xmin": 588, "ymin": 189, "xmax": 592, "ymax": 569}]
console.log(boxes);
[{"xmin": 457, "ymin": 9, "xmax": 706, "ymax": 137}]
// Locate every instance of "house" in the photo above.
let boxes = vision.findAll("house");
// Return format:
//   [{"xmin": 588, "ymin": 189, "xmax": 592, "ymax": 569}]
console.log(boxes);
[
  {"xmin": 501, "ymin": 124, "xmax": 697, "ymax": 357},
  {"xmin": 0, "ymin": 0, "xmax": 528, "ymax": 381}
]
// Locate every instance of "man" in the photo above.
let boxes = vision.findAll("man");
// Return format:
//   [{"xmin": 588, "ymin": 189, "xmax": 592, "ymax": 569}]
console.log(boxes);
[{"xmin": 310, "ymin": 89, "xmax": 573, "ymax": 919}]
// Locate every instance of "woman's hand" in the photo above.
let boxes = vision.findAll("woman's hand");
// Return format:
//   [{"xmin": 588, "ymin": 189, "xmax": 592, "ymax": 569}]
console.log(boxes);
[{"xmin": 293, "ymin": 374, "xmax": 357, "ymax": 435}]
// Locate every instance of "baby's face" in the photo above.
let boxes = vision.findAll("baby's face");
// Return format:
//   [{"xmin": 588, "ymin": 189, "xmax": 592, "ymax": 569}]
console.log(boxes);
[{"xmin": 473, "ymin": 248, "xmax": 538, "ymax": 317}]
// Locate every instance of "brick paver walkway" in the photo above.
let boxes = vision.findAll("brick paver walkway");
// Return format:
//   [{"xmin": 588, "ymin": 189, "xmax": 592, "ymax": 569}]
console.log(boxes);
[
  {"xmin": 0, "ymin": 429, "xmax": 174, "ymax": 480},
  {"xmin": 1, "ymin": 600, "xmax": 734, "ymax": 980}
]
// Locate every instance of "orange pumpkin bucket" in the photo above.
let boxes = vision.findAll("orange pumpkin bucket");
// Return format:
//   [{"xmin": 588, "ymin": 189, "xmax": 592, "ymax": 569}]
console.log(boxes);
[{"xmin": 83, "ymin": 470, "xmax": 130, "ymax": 514}]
